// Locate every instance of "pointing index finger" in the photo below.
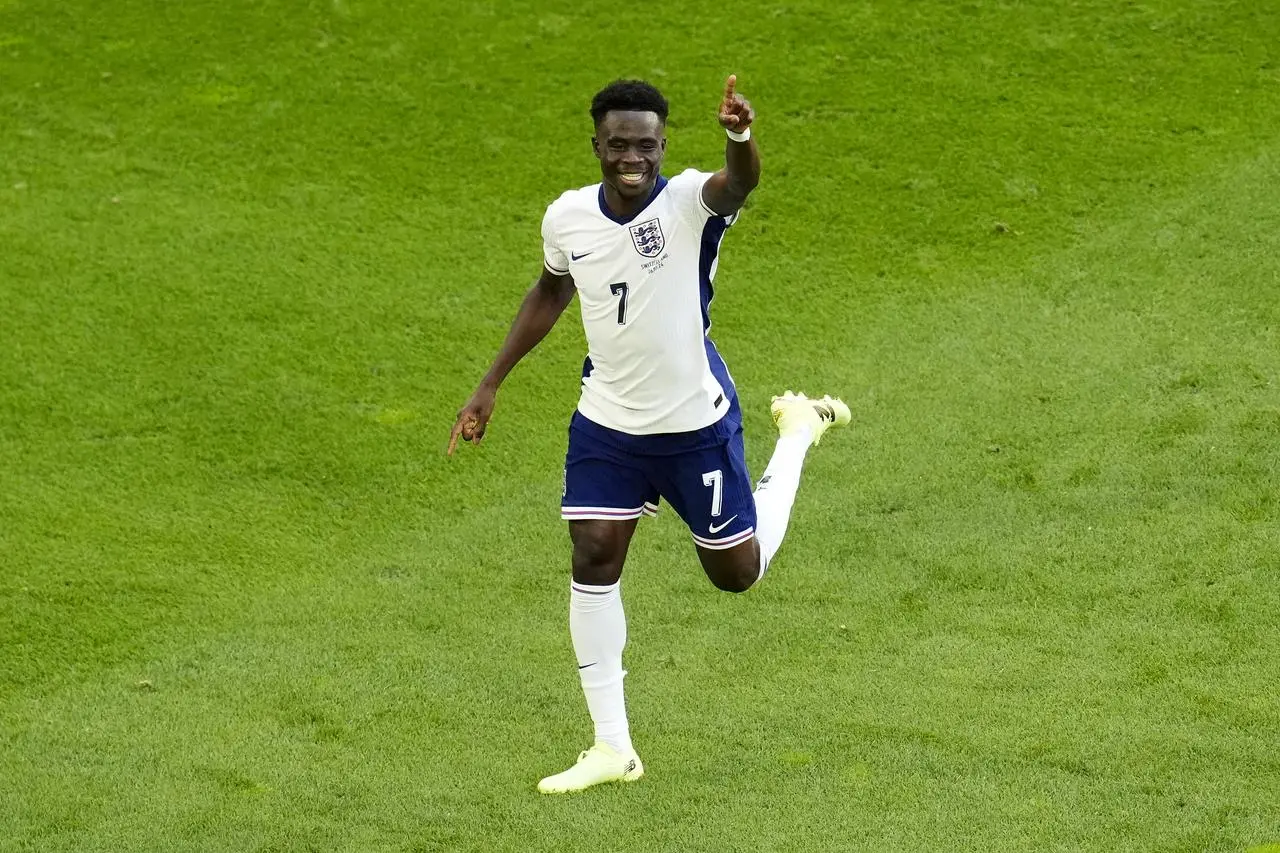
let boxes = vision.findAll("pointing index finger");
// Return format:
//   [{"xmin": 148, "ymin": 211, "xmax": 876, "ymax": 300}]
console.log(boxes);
[
  {"xmin": 447, "ymin": 413, "xmax": 469, "ymax": 456},
  {"xmin": 723, "ymin": 74, "xmax": 737, "ymax": 101}
]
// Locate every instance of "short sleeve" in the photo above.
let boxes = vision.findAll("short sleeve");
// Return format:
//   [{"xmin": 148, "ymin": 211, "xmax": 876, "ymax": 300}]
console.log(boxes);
[
  {"xmin": 542, "ymin": 204, "xmax": 570, "ymax": 275},
  {"xmin": 667, "ymin": 168, "xmax": 739, "ymax": 229}
]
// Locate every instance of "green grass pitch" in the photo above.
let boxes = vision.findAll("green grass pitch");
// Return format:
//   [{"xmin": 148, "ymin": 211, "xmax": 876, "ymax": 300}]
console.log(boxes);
[{"xmin": 2, "ymin": 0, "xmax": 1279, "ymax": 850}]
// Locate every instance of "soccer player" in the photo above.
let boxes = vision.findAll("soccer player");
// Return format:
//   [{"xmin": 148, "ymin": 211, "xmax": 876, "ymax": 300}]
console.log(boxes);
[{"xmin": 447, "ymin": 75, "xmax": 850, "ymax": 793}]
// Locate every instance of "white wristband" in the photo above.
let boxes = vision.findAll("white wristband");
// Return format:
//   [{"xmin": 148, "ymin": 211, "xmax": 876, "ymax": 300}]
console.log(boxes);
[{"xmin": 726, "ymin": 126, "xmax": 751, "ymax": 142}]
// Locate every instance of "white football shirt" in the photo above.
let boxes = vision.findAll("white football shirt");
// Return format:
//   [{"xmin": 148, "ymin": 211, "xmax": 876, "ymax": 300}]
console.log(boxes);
[{"xmin": 542, "ymin": 169, "xmax": 739, "ymax": 435}]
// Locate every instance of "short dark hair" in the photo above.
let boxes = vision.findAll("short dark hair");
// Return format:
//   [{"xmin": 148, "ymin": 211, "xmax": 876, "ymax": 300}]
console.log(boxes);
[{"xmin": 590, "ymin": 80, "xmax": 669, "ymax": 127}]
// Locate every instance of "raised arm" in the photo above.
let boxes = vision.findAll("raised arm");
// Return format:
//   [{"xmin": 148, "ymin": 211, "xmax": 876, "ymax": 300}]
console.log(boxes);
[
  {"xmin": 447, "ymin": 267, "xmax": 576, "ymax": 455},
  {"xmin": 701, "ymin": 74, "xmax": 761, "ymax": 217}
]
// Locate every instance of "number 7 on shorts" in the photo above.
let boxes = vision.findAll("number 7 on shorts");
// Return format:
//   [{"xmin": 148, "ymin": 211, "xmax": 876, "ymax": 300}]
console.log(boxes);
[{"xmin": 702, "ymin": 469, "xmax": 724, "ymax": 517}]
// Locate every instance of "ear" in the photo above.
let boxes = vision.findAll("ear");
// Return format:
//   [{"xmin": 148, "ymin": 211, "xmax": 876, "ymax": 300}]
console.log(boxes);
[
  {"xmin": 591, "ymin": 136, "xmax": 601, "ymax": 159},
  {"xmin": 660, "ymin": 136, "xmax": 668, "ymax": 153}
]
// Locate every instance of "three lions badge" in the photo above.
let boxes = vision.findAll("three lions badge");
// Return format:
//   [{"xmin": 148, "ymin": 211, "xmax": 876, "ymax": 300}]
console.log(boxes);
[{"xmin": 628, "ymin": 218, "xmax": 665, "ymax": 258}]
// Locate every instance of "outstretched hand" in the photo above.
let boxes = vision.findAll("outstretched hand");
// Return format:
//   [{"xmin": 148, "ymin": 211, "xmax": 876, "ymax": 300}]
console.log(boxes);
[
  {"xmin": 446, "ymin": 384, "xmax": 497, "ymax": 456},
  {"xmin": 718, "ymin": 74, "xmax": 755, "ymax": 131}
]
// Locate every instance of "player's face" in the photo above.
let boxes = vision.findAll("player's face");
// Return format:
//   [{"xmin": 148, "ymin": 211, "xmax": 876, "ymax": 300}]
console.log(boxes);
[{"xmin": 592, "ymin": 111, "xmax": 666, "ymax": 200}]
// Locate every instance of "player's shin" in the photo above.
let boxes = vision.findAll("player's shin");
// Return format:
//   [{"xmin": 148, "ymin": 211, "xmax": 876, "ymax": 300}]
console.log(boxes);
[
  {"xmin": 750, "ymin": 431, "xmax": 811, "ymax": 578},
  {"xmin": 568, "ymin": 581, "xmax": 633, "ymax": 754}
]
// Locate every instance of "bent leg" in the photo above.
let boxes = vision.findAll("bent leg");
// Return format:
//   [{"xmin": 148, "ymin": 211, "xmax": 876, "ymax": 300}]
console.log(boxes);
[{"xmin": 677, "ymin": 395, "xmax": 840, "ymax": 590}]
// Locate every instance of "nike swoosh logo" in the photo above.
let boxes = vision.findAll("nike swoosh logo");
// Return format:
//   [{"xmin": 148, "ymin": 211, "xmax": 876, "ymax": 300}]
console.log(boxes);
[
  {"xmin": 708, "ymin": 515, "xmax": 738, "ymax": 535},
  {"xmin": 571, "ymin": 250, "xmax": 594, "ymax": 261},
  {"xmin": 578, "ymin": 662, "xmax": 596, "ymax": 670}
]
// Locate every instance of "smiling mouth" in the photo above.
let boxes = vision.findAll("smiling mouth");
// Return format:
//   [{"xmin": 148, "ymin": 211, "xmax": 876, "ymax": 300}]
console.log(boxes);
[{"xmin": 618, "ymin": 172, "xmax": 647, "ymax": 187}]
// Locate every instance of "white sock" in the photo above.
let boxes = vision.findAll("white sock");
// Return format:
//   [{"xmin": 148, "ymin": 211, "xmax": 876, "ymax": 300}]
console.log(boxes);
[
  {"xmin": 752, "ymin": 428, "xmax": 813, "ymax": 579},
  {"xmin": 569, "ymin": 580, "xmax": 632, "ymax": 755}
]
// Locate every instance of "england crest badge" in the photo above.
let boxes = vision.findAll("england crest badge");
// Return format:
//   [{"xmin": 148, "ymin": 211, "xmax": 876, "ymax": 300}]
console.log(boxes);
[{"xmin": 629, "ymin": 218, "xmax": 665, "ymax": 258}]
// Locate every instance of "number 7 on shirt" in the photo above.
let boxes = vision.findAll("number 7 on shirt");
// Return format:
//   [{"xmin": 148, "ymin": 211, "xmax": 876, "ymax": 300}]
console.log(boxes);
[{"xmin": 609, "ymin": 282, "xmax": 629, "ymax": 325}]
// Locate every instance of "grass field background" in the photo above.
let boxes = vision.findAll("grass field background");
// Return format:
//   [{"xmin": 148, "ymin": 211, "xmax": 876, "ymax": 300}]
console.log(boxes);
[{"xmin": 2, "ymin": 0, "xmax": 1279, "ymax": 850}]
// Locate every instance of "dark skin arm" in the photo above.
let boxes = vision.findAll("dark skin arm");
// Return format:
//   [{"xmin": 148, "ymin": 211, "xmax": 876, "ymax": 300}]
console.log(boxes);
[
  {"xmin": 701, "ymin": 74, "xmax": 761, "ymax": 217},
  {"xmin": 447, "ymin": 267, "xmax": 575, "ymax": 455}
]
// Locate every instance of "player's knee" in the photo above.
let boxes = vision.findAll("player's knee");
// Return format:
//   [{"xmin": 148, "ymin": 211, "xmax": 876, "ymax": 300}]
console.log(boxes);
[
  {"xmin": 704, "ymin": 550, "xmax": 760, "ymax": 594},
  {"xmin": 571, "ymin": 527, "xmax": 624, "ymax": 583},
  {"xmin": 711, "ymin": 563, "xmax": 758, "ymax": 593}
]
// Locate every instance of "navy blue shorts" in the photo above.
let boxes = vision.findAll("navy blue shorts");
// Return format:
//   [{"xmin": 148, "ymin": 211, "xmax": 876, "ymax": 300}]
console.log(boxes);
[{"xmin": 561, "ymin": 410, "xmax": 756, "ymax": 550}]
